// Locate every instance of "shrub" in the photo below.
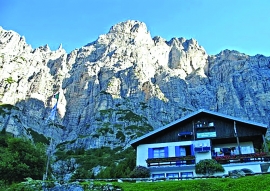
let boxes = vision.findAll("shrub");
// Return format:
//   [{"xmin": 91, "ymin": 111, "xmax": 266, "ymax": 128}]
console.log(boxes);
[
  {"xmin": 195, "ymin": 159, "xmax": 224, "ymax": 175},
  {"xmin": 130, "ymin": 166, "xmax": 150, "ymax": 178}
]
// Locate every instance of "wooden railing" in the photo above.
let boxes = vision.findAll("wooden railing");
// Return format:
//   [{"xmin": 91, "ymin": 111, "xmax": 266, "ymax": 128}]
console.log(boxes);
[
  {"xmin": 146, "ymin": 156, "xmax": 195, "ymax": 167},
  {"xmin": 146, "ymin": 153, "xmax": 270, "ymax": 167},
  {"xmin": 213, "ymin": 153, "xmax": 270, "ymax": 164}
]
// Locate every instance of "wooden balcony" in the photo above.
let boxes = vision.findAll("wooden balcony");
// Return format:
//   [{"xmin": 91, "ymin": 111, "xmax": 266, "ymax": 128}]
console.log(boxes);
[
  {"xmin": 213, "ymin": 153, "xmax": 270, "ymax": 164},
  {"xmin": 146, "ymin": 156, "xmax": 195, "ymax": 167}
]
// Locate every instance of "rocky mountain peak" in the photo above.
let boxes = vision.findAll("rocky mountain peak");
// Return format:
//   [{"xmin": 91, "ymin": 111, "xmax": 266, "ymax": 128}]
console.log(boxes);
[
  {"xmin": 97, "ymin": 20, "xmax": 154, "ymax": 47},
  {"xmin": 0, "ymin": 21, "xmax": 270, "ymax": 150},
  {"xmin": 108, "ymin": 20, "xmax": 148, "ymax": 35},
  {"xmin": 34, "ymin": 44, "xmax": 51, "ymax": 53},
  {"xmin": 216, "ymin": 49, "xmax": 249, "ymax": 61},
  {"xmin": 0, "ymin": 28, "xmax": 32, "ymax": 55}
]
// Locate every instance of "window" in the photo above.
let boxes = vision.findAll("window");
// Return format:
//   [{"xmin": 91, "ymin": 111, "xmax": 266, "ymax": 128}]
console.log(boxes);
[
  {"xmin": 154, "ymin": 148, "xmax": 165, "ymax": 158},
  {"xmin": 181, "ymin": 172, "xmax": 193, "ymax": 179},
  {"xmin": 175, "ymin": 145, "xmax": 194, "ymax": 157},
  {"xmin": 175, "ymin": 146, "xmax": 186, "ymax": 156},
  {"xmin": 148, "ymin": 147, "xmax": 168, "ymax": 158},
  {"xmin": 167, "ymin": 173, "xmax": 179, "ymax": 179},
  {"xmin": 152, "ymin": 173, "xmax": 165, "ymax": 179}
]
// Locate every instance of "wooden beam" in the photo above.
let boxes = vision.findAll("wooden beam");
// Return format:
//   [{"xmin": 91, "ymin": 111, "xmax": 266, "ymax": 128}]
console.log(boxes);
[
  {"xmin": 192, "ymin": 121, "xmax": 195, "ymax": 140},
  {"xmin": 234, "ymin": 121, "xmax": 242, "ymax": 155}
]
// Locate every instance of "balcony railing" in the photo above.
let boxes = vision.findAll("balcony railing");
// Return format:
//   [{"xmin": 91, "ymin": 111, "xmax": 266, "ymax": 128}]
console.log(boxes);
[
  {"xmin": 146, "ymin": 153, "xmax": 270, "ymax": 167},
  {"xmin": 213, "ymin": 153, "xmax": 270, "ymax": 164},
  {"xmin": 146, "ymin": 156, "xmax": 195, "ymax": 167}
]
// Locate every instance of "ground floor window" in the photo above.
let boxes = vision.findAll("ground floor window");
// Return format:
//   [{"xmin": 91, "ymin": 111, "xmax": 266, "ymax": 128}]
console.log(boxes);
[
  {"xmin": 152, "ymin": 173, "xmax": 165, "ymax": 179},
  {"xmin": 166, "ymin": 173, "xmax": 179, "ymax": 179},
  {"xmin": 181, "ymin": 172, "xmax": 193, "ymax": 178}
]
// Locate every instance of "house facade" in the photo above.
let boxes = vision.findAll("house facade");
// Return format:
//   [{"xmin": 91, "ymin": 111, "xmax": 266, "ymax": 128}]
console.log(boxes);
[{"xmin": 130, "ymin": 109, "xmax": 269, "ymax": 179}]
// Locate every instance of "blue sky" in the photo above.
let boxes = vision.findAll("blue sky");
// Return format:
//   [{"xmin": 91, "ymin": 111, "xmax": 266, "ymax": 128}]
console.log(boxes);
[{"xmin": 1, "ymin": 0, "xmax": 270, "ymax": 56}]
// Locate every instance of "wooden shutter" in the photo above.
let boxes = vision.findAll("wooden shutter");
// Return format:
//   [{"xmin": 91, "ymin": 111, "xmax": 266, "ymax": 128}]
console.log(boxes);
[
  {"xmin": 148, "ymin": 148, "xmax": 153, "ymax": 158},
  {"xmin": 164, "ymin": 146, "xmax": 169, "ymax": 158},
  {"xmin": 175, "ymin": 146, "xmax": 182, "ymax": 166},
  {"xmin": 175, "ymin": 146, "xmax": 180, "ymax": 157},
  {"xmin": 190, "ymin": 144, "xmax": 194, "ymax": 156}
]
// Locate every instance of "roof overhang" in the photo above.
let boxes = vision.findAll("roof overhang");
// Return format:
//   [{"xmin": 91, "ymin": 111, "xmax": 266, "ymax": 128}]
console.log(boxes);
[{"xmin": 130, "ymin": 109, "xmax": 268, "ymax": 147}]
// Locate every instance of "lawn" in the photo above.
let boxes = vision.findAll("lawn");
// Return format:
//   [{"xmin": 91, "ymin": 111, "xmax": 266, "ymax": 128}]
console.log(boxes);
[
  {"xmin": 112, "ymin": 174, "xmax": 270, "ymax": 191},
  {"xmin": 2, "ymin": 174, "xmax": 270, "ymax": 191}
]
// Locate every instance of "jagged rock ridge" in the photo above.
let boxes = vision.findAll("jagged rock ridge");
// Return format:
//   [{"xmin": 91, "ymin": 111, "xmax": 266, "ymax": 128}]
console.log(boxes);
[{"xmin": 0, "ymin": 21, "xmax": 269, "ymax": 149}]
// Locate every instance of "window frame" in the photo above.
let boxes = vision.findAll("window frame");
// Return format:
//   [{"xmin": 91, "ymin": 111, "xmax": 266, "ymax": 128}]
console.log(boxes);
[
  {"xmin": 181, "ymin": 172, "xmax": 194, "ymax": 179},
  {"xmin": 152, "ymin": 173, "xmax": 165, "ymax": 179},
  {"xmin": 153, "ymin": 147, "xmax": 165, "ymax": 158},
  {"xmin": 166, "ymin": 173, "xmax": 179, "ymax": 179},
  {"xmin": 148, "ymin": 146, "xmax": 168, "ymax": 158}
]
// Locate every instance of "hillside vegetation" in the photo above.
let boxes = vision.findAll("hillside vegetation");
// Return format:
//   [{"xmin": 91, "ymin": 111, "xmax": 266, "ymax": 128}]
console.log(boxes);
[
  {"xmin": 1, "ymin": 174, "xmax": 270, "ymax": 191},
  {"xmin": 55, "ymin": 146, "xmax": 136, "ymax": 180},
  {"xmin": 0, "ymin": 134, "xmax": 46, "ymax": 183}
]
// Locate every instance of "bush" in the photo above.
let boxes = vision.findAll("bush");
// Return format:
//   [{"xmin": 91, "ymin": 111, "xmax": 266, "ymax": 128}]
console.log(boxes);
[
  {"xmin": 195, "ymin": 159, "xmax": 224, "ymax": 175},
  {"xmin": 130, "ymin": 166, "xmax": 150, "ymax": 178}
]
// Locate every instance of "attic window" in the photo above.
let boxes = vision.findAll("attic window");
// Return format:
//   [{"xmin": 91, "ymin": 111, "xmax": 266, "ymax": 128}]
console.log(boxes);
[{"xmin": 178, "ymin": 132, "xmax": 193, "ymax": 137}]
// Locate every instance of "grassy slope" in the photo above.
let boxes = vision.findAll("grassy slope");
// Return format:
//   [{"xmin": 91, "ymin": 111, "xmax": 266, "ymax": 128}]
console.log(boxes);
[
  {"xmin": 2, "ymin": 174, "xmax": 270, "ymax": 190},
  {"xmin": 113, "ymin": 174, "xmax": 270, "ymax": 191}
]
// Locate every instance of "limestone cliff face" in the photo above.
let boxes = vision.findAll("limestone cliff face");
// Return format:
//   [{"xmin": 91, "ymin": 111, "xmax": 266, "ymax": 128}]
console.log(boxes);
[{"xmin": 0, "ymin": 21, "xmax": 269, "ymax": 149}]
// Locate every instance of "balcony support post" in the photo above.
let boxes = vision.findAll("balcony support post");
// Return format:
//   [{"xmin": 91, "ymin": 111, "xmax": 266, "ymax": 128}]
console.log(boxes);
[{"xmin": 234, "ymin": 121, "xmax": 242, "ymax": 155}]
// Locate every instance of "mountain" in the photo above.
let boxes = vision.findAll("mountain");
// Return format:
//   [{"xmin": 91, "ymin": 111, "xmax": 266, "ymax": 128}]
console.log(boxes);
[{"xmin": 0, "ymin": 20, "xmax": 269, "ymax": 149}]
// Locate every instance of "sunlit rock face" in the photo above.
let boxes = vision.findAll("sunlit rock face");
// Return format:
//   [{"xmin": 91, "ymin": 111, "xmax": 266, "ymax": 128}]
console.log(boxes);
[{"xmin": 0, "ymin": 21, "xmax": 270, "ymax": 149}]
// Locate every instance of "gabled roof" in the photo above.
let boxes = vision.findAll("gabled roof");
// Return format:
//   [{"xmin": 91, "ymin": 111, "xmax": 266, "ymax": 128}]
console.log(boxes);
[{"xmin": 130, "ymin": 109, "xmax": 268, "ymax": 146}]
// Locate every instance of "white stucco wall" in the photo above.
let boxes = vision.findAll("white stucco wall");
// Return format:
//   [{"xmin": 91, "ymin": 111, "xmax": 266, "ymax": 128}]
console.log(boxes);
[
  {"xmin": 195, "ymin": 152, "xmax": 211, "ymax": 163},
  {"xmin": 136, "ymin": 141, "xmax": 192, "ymax": 166},
  {"xmin": 136, "ymin": 139, "xmax": 212, "ymax": 166},
  {"xmin": 136, "ymin": 139, "xmax": 267, "ymax": 178},
  {"xmin": 147, "ymin": 163, "xmax": 266, "ymax": 178},
  {"xmin": 150, "ymin": 168, "xmax": 196, "ymax": 177},
  {"xmin": 214, "ymin": 162, "xmax": 263, "ymax": 175},
  {"xmin": 135, "ymin": 139, "xmax": 265, "ymax": 178}
]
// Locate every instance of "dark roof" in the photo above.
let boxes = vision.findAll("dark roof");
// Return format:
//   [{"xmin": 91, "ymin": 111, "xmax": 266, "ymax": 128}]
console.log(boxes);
[{"xmin": 130, "ymin": 109, "xmax": 268, "ymax": 146}]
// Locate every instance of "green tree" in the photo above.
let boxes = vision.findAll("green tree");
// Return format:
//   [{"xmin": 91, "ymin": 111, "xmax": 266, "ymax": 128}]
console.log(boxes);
[
  {"xmin": 70, "ymin": 167, "xmax": 93, "ymax": 181},
  {"xmin": 96, "ymin": 167, "xmax": 112, "ymax": 179},
  {"xmin": 195, "ymin": 159, "xmax": 225, "ymax": 175},
  {"xmin": 0, "ymin": 137, "xmax": 46, "ymax": 183}
]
